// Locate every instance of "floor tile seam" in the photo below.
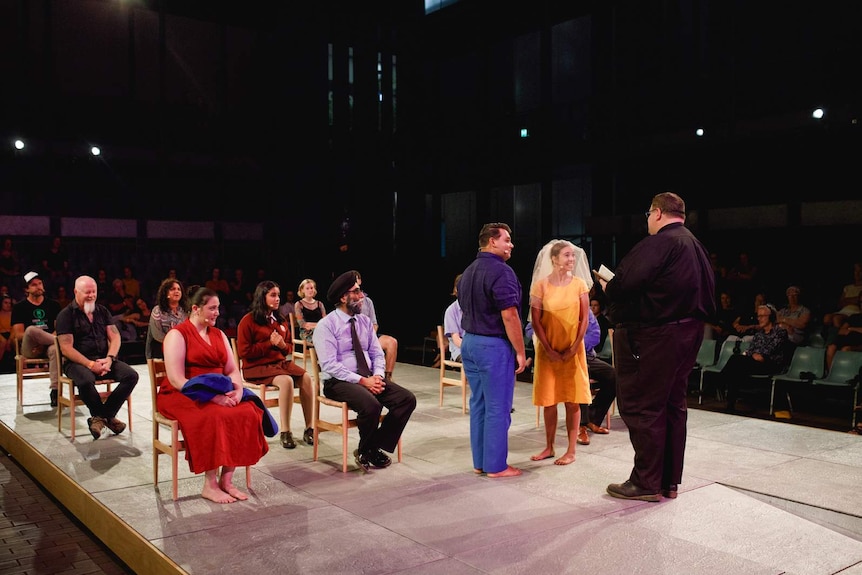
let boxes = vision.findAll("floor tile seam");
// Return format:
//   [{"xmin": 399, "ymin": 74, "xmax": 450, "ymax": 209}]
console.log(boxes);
[{"xmin": 721, "ymin": 483, "xmax": 862, "ymax": 522}]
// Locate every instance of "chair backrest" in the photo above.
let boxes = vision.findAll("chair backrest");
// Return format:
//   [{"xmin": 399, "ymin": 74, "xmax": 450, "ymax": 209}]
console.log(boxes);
[
  {"xmin": 436, "ymin": 325, "xmax": 449, "ymax": 361},
  {"xmin": 713, "ymin": 339, "xmax": 747, "ymax": 371},
  {"xmin": 229, "ymin": 337, "xmax": 242, "ymax": 371},
  {"xmin": 785, "ymin": 346, "xmax": 826, "ymax": 380},
  {"xmin": 820, "ymin": 350, "xmax": 862, "ymax": 385},
  {"xmin": 148, "ymin": 358, "xmax": 167, "ymax": 409},
  {"xmin": 695, "ymin": 339, "xmax": 717, "ymax": 368}
]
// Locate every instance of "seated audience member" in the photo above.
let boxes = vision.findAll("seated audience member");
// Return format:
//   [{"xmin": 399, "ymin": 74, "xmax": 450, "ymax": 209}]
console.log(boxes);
[
  {"xmin": 227, "ymin": 267, "xmax": 253, "ymax": 327},
  {"xmin": 55, "ymin": 285, "xmax": 72, "ymax": 309},
  {"xmin": 725, "ymin": 251, "xmax": 760, "ymax": 304},
  {"xmin": 146, "ymin": 278, "xmax": 189, "ymax": 359},
  {"xmin": 826, "ymin": 293, "xmax": 862, "ymax": 369},
  {"xmin": 159, "ymin": 286, "xmax": 272, "ymax": 503},
  {"xmin": 40, "ymin": 236, "xmax": 71, "ymax": 294},
  {"xmin": 237, "ymin": 280, "xmax": 315, "ymax": 449},
  {"xmin": 0, "ymin": 294, "xmax": 13, "ymax": 363},
  {"xmin": 354, "ymin": 271, "xmax": 399, "ymax": 382},
  {"xmin": 95, "ymin": 268, "xmax": 111, "ymax": 308},
  {"xmin": 707, "ymin": 291, "xmax": 740, "ymax": 343},
  {"xmin": 313, "ymin": 271, "xmax": 416, "ymax": 472},
  {"xmin": 443, "ymin": 274, "xmax": 464, "ymax": 362},
  {"xmin": 205, "ymin": 267, "xmax": 230, "ymax": 329},
  {"xmin": 123, "ymin": 297, "xmax": 152, "ymax": 341},
  {"xmin": 578, "ymin": 307, "xmax": 616, "ymax": 445},
  {"xmin": 12, "ymin": 271, "xmax": 62, "ymax": 406},
  {"xmin": 589, "ymin": 297, "xmax": 612, "ymax": 351},
  {"xmin": 294, "ymin": 278, "xmax": 326, "ymax": 345},
  {"xmin": 721, "ymin": 304, "xmax": 790, "ymax": 412},
  {"xmin": 114, "ymin": 295, "xmax": 141, "ymax": 342},
  {"xmin": 729, "ymin": 292, "xmax": 767, "ymax": 343},
  {"xmin": 776, "ymin": 285, "xmax": 811, "ymax": 346},
  {"xmin": 121, "ymin": 265, "xmax": 141, "ymax": 300},
  {"xmin": 107, "ymin": 278, "xmax": 130, "ymax": 316},
  {"xmin": 0, "ymin": 237, "xmax": 22, "ymax": 301},
  {"xmin": 822, "ymin": 262, "xmax": 862, "ymax": 343},
  {"xmin": 55, "ymin": 275, "xmax": 138, "ymax": 439}
]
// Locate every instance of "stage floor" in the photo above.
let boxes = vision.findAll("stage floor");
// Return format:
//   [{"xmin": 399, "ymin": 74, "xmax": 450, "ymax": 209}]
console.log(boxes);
[{"xmin": 2, "ymin": 361, "xmax": 862, "ymax": 574}]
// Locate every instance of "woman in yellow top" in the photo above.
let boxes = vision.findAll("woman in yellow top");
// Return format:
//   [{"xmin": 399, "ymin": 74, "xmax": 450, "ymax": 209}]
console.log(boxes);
[{"xmin": 529, "ymin": 240, "xmax": 592, "ymax": 465}]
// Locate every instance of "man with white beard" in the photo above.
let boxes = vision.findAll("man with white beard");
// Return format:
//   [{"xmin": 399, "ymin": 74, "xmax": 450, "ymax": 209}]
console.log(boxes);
[{"xmin": 55, "ymin": 275, "xmax": 138, "ymax": 439}]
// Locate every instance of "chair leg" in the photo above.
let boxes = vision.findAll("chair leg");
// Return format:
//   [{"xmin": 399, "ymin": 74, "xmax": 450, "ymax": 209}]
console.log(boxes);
[
  {"xmin": 341, "ymin": 408, "xmax": 349, "ymax": 473},
  {"xmin": 171, "ymin": 426, "xmax": 180, "ymax": 501},
  {"xmin": 245, "ymin": 467, "xmax": 251, "ymax": 488}
]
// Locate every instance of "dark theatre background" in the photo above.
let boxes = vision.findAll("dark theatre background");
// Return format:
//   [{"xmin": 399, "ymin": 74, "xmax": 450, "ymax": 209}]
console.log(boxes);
[{"xmin": 0, "ymin": 0, "xmax": 859, "ymax": 353}]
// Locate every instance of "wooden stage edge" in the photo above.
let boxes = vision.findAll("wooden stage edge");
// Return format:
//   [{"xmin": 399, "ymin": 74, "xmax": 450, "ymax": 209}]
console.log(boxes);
[{"xmin": 0, "ymin": 421, "xmax": 186, "ymax": 575}]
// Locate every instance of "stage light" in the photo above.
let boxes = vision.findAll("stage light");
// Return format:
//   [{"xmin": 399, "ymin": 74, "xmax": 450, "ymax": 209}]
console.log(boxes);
[
  {"xmin": 14, "ymin": 139, "xmax": 24, "ymax": 150},
  {"xmin": 812, "ymin": 108, "xmax": 824, "ymax": 119}
]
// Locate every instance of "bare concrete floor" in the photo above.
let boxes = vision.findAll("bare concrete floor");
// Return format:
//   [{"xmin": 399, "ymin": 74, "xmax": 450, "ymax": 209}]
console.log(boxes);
[{"xmin": 2, "ymin": 361, "xmax": 862, "ymax": 575}]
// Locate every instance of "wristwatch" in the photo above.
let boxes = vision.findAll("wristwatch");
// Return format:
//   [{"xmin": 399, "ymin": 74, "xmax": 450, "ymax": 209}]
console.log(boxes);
[{"xmin": 108, "ymin": 354, "xmax": 117, "ymax": 361}]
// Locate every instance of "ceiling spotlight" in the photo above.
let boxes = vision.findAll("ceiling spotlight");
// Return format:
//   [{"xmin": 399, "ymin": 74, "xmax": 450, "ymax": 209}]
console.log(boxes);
[
  {"xmin": 14, "ymin": 139, "xmax": 24, "ymax": 150},
  {"xmin": 695, "ymin": 128, "xmax": 704, "ymax": 137},
  {"xmin": 90, "ymin": 146, "xmax": 101, "ymax": 156},
  {"xmin": 812, "ymin": 108, "xmax": 824, "ymax": 120}
]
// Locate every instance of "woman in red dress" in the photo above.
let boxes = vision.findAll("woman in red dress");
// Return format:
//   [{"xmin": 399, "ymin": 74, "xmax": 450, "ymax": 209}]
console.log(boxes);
[{"xmin": 159, "ymin": 286, "xmax": 269, "ymax": 503}]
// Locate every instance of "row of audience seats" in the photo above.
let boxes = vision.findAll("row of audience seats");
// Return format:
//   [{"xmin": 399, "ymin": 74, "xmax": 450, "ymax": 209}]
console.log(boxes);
[{"xmin": 694, "ymin": 339, "xmax": 862, "ymax": 428}]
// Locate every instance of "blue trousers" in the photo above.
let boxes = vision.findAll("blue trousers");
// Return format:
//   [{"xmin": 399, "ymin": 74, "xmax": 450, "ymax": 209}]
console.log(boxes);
[{"xmin": 461, "ymin": 333, "xmax": 515, "ymax": 474}]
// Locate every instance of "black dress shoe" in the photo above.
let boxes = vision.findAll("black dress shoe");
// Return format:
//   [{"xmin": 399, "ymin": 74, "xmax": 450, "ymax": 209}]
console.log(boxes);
[
  {"xmin": 662, "ymin": 484, "xmax": 678, "ymax": 499},
  {"xmin": 606, "ymin": 480, "xmax": 660, "ymax": 502},
  {"xmin": 303, "ymin": 427, "xmax": 314, "ymax": 445},
  {"xmin": 366, "ymin": 448, "xmax": 392, "ymax": 469},
  {"xmin": 353, "ymin": 449, "xmax": 370, "ymax": 473},
  {"xmin": 50, "ymin": 389, "xmax": 58, "ymax": 407}
]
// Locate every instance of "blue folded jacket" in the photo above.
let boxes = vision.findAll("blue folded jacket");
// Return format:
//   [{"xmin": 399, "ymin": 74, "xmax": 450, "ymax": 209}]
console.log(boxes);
[{"xmin": 181, "ymin": 373, "xmax": 278, "ymax": 437}]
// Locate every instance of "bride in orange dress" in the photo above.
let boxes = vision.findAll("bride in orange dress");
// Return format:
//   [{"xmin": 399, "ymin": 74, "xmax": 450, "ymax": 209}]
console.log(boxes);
[{"xmin": 528, "ymin": 240, "xmax": 592, "ymax": 466}]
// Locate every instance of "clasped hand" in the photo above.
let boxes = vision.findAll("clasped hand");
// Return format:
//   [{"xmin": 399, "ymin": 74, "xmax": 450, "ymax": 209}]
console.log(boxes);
[
  {"xmin": 270, "ymin": 330, "xmax": 286, "ymax": 349},
  {"xmin": 361, "ymin": 375, "xmax": 386, "ymax": 395},
  {"xmin": 89, "ymin": 358, "xmax": 111, "ymax": 377},
  {"xmin": 212, "ymin": 389, "xmax": 242, "ymax": 407}
]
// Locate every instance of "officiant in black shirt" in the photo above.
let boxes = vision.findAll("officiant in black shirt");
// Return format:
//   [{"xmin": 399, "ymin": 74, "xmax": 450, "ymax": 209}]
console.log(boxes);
[{"xmin": 596, "ymin": 192, "xmax": 715, "ymax": 502}]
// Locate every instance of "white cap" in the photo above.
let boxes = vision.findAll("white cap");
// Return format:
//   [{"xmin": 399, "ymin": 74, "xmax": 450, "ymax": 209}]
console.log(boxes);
[{"xmin": 24, "ymin": 271, "xmax": 40, "ymax": 284}]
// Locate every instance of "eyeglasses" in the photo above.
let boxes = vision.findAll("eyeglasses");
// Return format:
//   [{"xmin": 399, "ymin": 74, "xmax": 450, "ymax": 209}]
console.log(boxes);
[
  {"xmin": 644, "ymin": 209, "xmax": 657, "ymax": 218},
  {"xmin": 346, "ymin": 287, "xmax": 362, "ymax": 295}
]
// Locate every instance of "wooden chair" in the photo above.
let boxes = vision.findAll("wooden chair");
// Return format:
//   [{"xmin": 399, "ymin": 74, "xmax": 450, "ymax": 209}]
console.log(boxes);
[
  {"xmin": 308, "ymin": 347, "xmax": 401, "ymax": 472},
  {"xmin": 148, "ymin": 358, "xmax": 250, "ymax": 500},
  {"xmin": 436, "ymin": 325, "xmax": 467, "ymax": 413},
  {"xmin": 55, "ymin": 335, "xmax": 132, "ymax": 441},
  {"xmin": 230, "ymin": 337, "xmax": 280, "ymax": 409},
  {"xmin": 288, "ymin": 313, "xmax": 311, "ymax": 370},
  {"xmin": 14, "ymin": 336, "xmax": 52, "ymax": 406}
]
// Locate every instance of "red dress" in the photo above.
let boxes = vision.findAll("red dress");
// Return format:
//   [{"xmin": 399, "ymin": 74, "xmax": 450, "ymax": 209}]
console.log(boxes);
[{"xmin": 157, "ymin": 320, "xmax": 269, "ymax": 473}]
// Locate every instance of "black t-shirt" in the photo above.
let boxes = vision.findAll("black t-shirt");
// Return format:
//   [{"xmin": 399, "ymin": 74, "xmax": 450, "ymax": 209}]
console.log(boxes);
[
  {"xmin": 11, "ymin": 298, "xmax": 61, "ymax": 333},
  {"xmin": 55, "ymin": 301, "xmax": 112, "ymax": 359}
]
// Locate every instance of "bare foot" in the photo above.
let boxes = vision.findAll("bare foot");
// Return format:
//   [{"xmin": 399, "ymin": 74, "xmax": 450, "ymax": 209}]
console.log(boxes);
[
  {"xmin": 202, "ymin": 485, "xmax": 236, "ymax": 504},
  {"xmin": 473, "ymin": 468, "xmax": 484, "ymax": 474},
  {"xmin": 554, "ymin": 453, "xmax": 575, "ymax": 465},
  {"xmin": 219, "ymin": 482, "xmax": 249, "ymax": 501},
  {"xmin": 530, "ymin": 449, "xmax": 555, "ymax": 461},
  {"xmin": 487, "ymin": 465, "xmax": 522, "ymax": 478}
]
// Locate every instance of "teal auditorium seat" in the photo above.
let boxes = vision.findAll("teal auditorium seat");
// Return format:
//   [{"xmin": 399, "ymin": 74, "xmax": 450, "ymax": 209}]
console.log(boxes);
[
  {"xmin": 769, "ymin": 346, "xmax": 826, "ymax": 415},
  {"xmin": 699, "ymin": 339, "xmax": 749, "ymax": 404},
  {"xmin": 810, "ymin": 350, "xmax": 862, "ymax": 428}
]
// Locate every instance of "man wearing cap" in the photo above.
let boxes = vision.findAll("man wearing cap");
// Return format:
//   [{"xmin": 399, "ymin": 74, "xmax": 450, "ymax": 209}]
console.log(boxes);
[
  {"xmin": 312, "ymin": 271, "xmax": 416, "ymax": 472},
  {"xmin": 12, "ymin": 271, "xmax": 62, "ymax": 406}
]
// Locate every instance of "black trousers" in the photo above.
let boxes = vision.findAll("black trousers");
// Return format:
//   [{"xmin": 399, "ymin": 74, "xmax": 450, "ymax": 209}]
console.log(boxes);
[
  {"xmin": 324, "ymin": 378, "xmax": 416, "ymax": 455},
  {"xmin": 581, "ymin": 354, "xmax": 616, "ymax": 427},
  {"xmin": 615, "ymin": 321, "xmax": 703, "ymax": 492},
  {"xmin": 721, "ymin": 354, "xmax": 776, "ymax": 410},
  {"xmin": 64, "ymin": 360, "xmax": 139, "ymax": 419}
]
